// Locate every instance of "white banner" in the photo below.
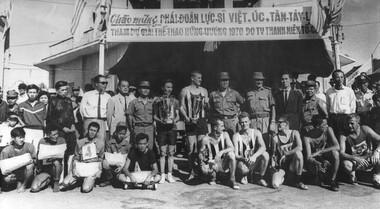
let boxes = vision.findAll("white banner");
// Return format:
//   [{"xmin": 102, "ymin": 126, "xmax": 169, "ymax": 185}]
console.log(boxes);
[{"xmin": 107, "ymin": 7, "xmax": 321, "ymax": 42}]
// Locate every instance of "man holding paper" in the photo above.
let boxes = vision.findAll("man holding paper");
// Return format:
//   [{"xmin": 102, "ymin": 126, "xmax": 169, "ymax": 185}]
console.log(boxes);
[
  {"xmin": 30, "ymin": 124, "xmax": 66, "ymax": 193},
  {"xmin": 0, "ymin": 127, "xmax": 35, "ymax": 193},
  {"xmin": 62, "ymin": 122, "xmax": 104, "ymax": 193},
  {"xmin": 101, "ymin": 122, "xmax": 131, "ymax": 187}
]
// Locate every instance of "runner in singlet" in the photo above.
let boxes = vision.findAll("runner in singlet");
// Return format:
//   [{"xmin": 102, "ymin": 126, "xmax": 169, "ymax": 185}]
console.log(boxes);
[
  {"xmin": 303, "ymin": 115, "xmax": 340, "ymax": 191},
  {"xmin": 180, "ymin": 71, "xmax": 209, "ymax": 181},
  {"xmin": 198, "ymin": 119, "xmax": 239, "ymax": 190},
  {"xmin": 233, "ymin": 112, "xmax": 269, "ymax": 186},
  {"xmin": 271, "ymin": 115, "xmax": 308, "ymax": 190},
  {"xmin": 339, "ymin": 113, "xmax": 380, "ymax": 189}
]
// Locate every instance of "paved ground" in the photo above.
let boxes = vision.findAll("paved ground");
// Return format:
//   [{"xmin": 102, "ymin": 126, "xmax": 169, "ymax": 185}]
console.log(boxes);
[{"xmin": 1, "ymin": 157, "xmax": 380, "ymax": 209}]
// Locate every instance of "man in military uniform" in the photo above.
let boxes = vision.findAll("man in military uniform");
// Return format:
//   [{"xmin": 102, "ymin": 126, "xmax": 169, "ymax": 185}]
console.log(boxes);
[
  {"xmin": 126, "ymin": 81, "xmax": 154, "ymax": 150},
  {"xmin": 242, "ymin": 72, "xmax": 276, "ymax": 149},
  {"xmin": 209, "ymin": 72, "xmax": 244, "ymax": 137},
  {"xmin": 355, "ymin": 74, "xmax": 373, "ymax": 126}
]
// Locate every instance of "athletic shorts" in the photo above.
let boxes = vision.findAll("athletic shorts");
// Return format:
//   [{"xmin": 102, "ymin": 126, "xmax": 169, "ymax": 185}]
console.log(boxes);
[
  {"xmin": 157, "ymin": 130, "xmax": 177, "ymax": 146},
  {"xmin": 185, "ymin": 117, "xmax": 208, "ymax": 136}
]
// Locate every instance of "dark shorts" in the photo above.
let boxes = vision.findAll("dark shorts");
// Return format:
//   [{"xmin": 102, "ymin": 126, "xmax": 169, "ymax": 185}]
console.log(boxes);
[
  {"xmin": 185, "ymin": 118, "xmax": 208, "ymax": 136},
  {"xmin": 157, "ymin": 130, "xmax": 177, "ymax": 146}
]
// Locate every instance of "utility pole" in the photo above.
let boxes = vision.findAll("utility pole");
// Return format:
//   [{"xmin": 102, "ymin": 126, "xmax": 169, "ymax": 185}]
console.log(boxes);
[
  {"xmin": 98, "ymin": 4, "xmax": 107, "ymax": 76},
  {"xmin": 330, "ymin": 24, "xmax": 343, "ymax": 70}
]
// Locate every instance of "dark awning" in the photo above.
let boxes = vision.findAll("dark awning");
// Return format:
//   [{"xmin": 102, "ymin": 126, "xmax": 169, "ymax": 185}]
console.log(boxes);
[{"xmin": 109, "ymin": 39, "xmax": 334, "ymax": 93}]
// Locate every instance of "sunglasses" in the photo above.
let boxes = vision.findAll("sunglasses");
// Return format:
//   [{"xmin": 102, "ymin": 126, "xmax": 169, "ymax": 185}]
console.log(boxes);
[{"xmin": 98, "ymin": 82, "xmax": 108, "ymax": 85}]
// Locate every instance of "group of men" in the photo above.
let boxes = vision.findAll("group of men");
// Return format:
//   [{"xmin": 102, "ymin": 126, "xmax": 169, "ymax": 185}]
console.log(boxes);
[{"xmin": 0, "ymin": 69, "xmax": 380, "ymax": 193}]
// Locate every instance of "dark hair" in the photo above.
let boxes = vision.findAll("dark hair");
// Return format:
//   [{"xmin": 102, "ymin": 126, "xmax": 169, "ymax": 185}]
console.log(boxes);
[
  {"xmin": 26, "ymin": 84, "xmax": 39, "ymax": 93},
  {"xmin": 162, "ymin": 79, "xmax": 173, "ymax": 86},
  {"xmin": 37, "ymin": 90, "xmax": 50, "ymax": 101},
  {"xmin": 277, "ymin": 114, "xmax": 290, "ymax": 124},
  {"xmin": 7, "ymin": 113, "xmax": 19, "ymax": 122},
  {"xmin": 11, "ymin": 127, "xmax": 26, "ymax": 138},
  {"xmin": 332, "ymin": 70, "xmax": 345, "ymax": 78},
  {"xmin": 76, "ymin": 96, "xmax": 82, "ymax": 103},
  {"xmin": 210, "ymin": 118, "xmax": 222, "ymax": 128},
  {"xmin": 84, "ymin": 83, "xmax": 94, "ymax": 92},
  {"xmin": 373, "ymin": 94, "xmax": 380, "ymax": 102},
  {"xmin": 307, "ymin": 74, "xmax": 317, "ymax": 81},
  {"xmin": 18, "ymin": 83, "xmax": 27, "ymax": 90},
  {"xmin": 347, "ymin": 113, "xmax": 360, "ymax": 123},
  {"xmin": 191, "ymin": 71, "xmax": 202, "ymax": 78},
  {"xmin": 135, "ymin": 133, "xmax": 149, "ymax": 143},
  {"xmin": 311, "ymin": 115, "xmax": 327, "ymax": 127},
  {"xmin": 238, "ymin": 112, "xmax": 250, "ymax": 121},
  {"xmin": 94, "ymin": 75, "xmax": 106, "ymax": 83},
  {"xmin": 106, "ymin": 90, "xmax": 115, "ymax": 97},
  {"xmin": 88, "ymin": 122, "xmax": 100, "ymax": 131},
  {"xmin": 280, "ymin": 72, "xmax": 292, "ymax": 79},
  {"xmin": 55, "ymin": 81, "xmax": 68, "ymax": 90},
  {"xmin": 118, "ymin": 79, "xmax": 129, "ymax": 87},
  {"xmin": 45, "ymin": 124, "xmax": 59, "ymax": 134}
]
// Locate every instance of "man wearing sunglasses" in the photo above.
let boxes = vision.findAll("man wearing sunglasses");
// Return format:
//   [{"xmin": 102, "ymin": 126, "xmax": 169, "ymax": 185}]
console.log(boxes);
[{"xmin": 80, "ymin": 75, "xmax": 111, "ymax": 143}]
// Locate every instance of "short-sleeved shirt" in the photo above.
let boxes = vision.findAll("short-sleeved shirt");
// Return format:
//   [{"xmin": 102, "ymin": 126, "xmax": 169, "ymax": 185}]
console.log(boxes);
[
  {"xmin": 74, "ymin": 137, "xmax": 105, "ymax": 161},
  {"xmin": 244, "ymin": 87, "xmax": 275, "ymax": 116},
  {"xmin": 0, "ymin": 142, "xmax": 36, "ymax": 160},
  {"xmin": 127, "ymin": 148, "xmax": 156, "ymax": 172},
  {"xmin": 105, "ymin": 137, "xmax": 131, "ymax": 154},
  {"xmin": 126, "ymin": 97, "xmax": 154, "ymax": 125},
  {"xmin": 302, "ymin": 95, "xmax": 326, "ymax": 125},
  {"xmin": 209, "ymin": 88, "xmax": 244, "ymax": 117},
  {"xmin": 355, "ymin": 89, "xmax": 374, "ymax": 113},
  {"xmin": 153, "ymin": 95, "xmax": 179, "ymax": 131}
]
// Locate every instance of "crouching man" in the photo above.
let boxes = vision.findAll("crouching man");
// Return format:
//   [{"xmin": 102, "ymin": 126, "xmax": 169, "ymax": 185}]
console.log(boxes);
[
  {"xmin": 0, "ymin": 127, "xmax": 35, "ymax": 193},
  {"xmin": 198, "ymin": 119, "xmax": 239, "ymax": 190},
  {"xmin": 339, "ymin": 113, "xmax": 380, "ymax": 189},
  {"xmin": 101, "ymin": 122, "xmax": 131, "ymax": 187},
  {"xmin": 31, "ymin": 124, "xmax": 66, "ymax": 193},
  {"xmin": 119, "ymin": 133, "xmax": 159, "ymax": 190},
  {"xmin": 62, "ymin": 122, "xmax": 104, "ymax": 193},
  {"xmin": 233, "ymin": 112, "xmax": 269, "ymax": 187},
  {"xmin": 303, "ymin": 115, "xmax": 340, "ymax": 191}
]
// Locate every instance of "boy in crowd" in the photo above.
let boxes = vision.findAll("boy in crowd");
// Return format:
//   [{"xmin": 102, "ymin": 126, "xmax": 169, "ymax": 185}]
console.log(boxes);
[
  {"xmin": 7, "ymin": 90, "xmax": 19, "ymax": 115},
  {"xmin": 339, "ymin": 114, "xmax": 380, "ymax": 189},
  {"xmin": 198, "ymin": 119, "xmax": 239, "ymax": 190},
  {"xmin": 119, "ymin": 133, "xmax": 159, "ymax": 190},
  {"xmin": 303, "ymin": 115, "xmax": 340, "ymax": 191},
  {"xmin": 233, "ymin": 112, "xmax": 269, "ymax": 187},
  {"xmin": 153, "ymin": 79, "xmax": 180, "ymax": 184},
  {"xmin": 30, "ymin": 124, "xmax": 66, "ymax": 193},
  {"xmin": 62, "ymin": 122, "xmax": 105, "ymax": 193},
  {"xmin": 0, "ymin": 127, "xmax": 35, "ymax": 192},
  {"xmin": 271, "ymin": 115, "xmax": 308, "ymax": 190},
  {"xmin": 0, "ymin": 113, "xmax": 24, "ymax": 152},
  {"xmin": 101, "ymin": 122, "xmax": 131, "ymax": 187}
]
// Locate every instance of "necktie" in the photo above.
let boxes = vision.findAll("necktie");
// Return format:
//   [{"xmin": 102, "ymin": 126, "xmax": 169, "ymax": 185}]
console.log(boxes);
[
  {"xmin": 284, "ymin": 90, "xmax": 288, "ymax": 106},
  {"xmin": 124, "ymin": 96, "xmax": 127, "ymax": 111},
  {"xmin": 97, "ymin": 93, "xmax": 101, "ymax": 119}
]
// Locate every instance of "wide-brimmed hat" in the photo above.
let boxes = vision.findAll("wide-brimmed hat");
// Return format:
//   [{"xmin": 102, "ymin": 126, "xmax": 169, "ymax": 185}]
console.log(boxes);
[
  {"xmin": 6, "ymin": 90, "xmax": 18, "ymax": 98},
  {"xmin": 218, "ymin": 72, "xmax": 230, "ymax": 80},
  {"xmin": 252, "ymin": 72, "xmax": 265, "ymax": 80}
]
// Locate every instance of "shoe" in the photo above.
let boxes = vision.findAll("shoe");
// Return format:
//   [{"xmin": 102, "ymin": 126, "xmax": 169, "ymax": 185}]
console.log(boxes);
[
  {"xmin": 123, "ymin": 184, "xmax": 129, "ymax": 190},
  {"xmin": 208, "ymin": 180, "xmax": 216, "ymax": 185},
  {"xmin": 147, "ymin": 183, "xmax": 157, "ymax": 190},
  {"xmin": 53, "ymin": 181, "xmax": 60, "ymax": 193},
  {"xmin": 295, "ymin": 182, "xmax": 309, "ymax": 190},
  {"xmin": 240, "ymin": 176, "xmax": 248, "ymax": 185},
  {"xmin": 99, "ymin": 181, "xmax": 111, "ymax": 187},
  {"xmin": 185, "ymin": 174, "xmax": 195, "ymax": 182},
  {"xmin": 348, "ymin": 175, "xmax": 358, "ymax": 185},
  {"xmin": 159, "ymin": 174, "xmax": 166, "ymax": 184},
  {"xmin": 231, "ymin": 181, "xmax": 240, "ymax": 190},
  {"xmin": 167, "ymin": 173, "xmax": 176, "ymax": 183},
  {"xmin": 328, "ymin": 180, "xmax": 339, "ymax": 192},
  {"xmin": 257, "ymin": 179, "xmax": 268, "ymax": 187}
]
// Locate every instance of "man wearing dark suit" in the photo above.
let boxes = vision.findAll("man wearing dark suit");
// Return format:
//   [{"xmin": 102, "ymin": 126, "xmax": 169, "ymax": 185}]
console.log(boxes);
[{"xmin": 275, "ymin": 72, "xmax": 303, "ymax": 130}]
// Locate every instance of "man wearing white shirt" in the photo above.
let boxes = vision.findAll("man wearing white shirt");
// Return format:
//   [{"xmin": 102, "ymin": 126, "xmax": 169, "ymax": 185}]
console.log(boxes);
[
  {"xmin": 80, "ymin": 75, "xmax": 111, "ymax": 143},
  {"xmin": 326, "ymin": 70, "xmax": 356, "ymax": 135}
]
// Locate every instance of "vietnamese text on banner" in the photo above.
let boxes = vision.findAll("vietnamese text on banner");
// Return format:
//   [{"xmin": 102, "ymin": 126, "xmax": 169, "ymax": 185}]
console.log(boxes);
[{"xmin": 107, "ymin": 7, "xmax": 321, "ymax": 42}]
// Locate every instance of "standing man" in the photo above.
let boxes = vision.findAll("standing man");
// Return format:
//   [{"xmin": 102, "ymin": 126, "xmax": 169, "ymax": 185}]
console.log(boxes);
[
  {"xmin": 0, "ymin": 87, "xmax": 9, "ymax": 124},
  {"xmin": 80, "ymin": 75, "xmax": 111, "ymax": 143},
  {"xmin": 71, "ymin": 86, "xmax": 81, "ymax": 109},
  {"xmin": 17, "ymin": 83, "xmax": 28, "ymax": 104},
  {"xmin": 18, "ymin": 84, "xmax": 46, "ymax": 149},
  {"xmin": 153, "ymin": 79, "xmax": 180, "ymax": 184},
  {"xmin": 180, "ymin": 71, "xmax": 209, "ymax": 181},
  {"xmin": 326, "ymin": 70, "xmax": 356, "ymax": 136},
  {"xmin": 126, "ymin": 81, "xmax": 154, "ymax": 150},
  {"xmin": 46, "ymin": 81, "xmax": 76, "ymax": 176},
  {"xmin": 301, "ymin": 80, "xmax": 328, "ymax": 133},
  {"xmin": 275, "ymin": 72, "xmax": 303, "ymax": 130},
  {"xmin": 107, "ymin": 79, "xmax": 133, "ymax": 139},
  {"xmin": 7, "ymin": 90, "xmax": 19, "ymax": 115},
  {"xmin": 242, "ymin": 72, "xmax": 276, "ymax": 150},
  {"xmin": 355, "ymin": 74, "xmax": 373, "ymax": 126},
  {"xmin": 209, "ymin": 72, "xmax": 244, "ymax": 137}
]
